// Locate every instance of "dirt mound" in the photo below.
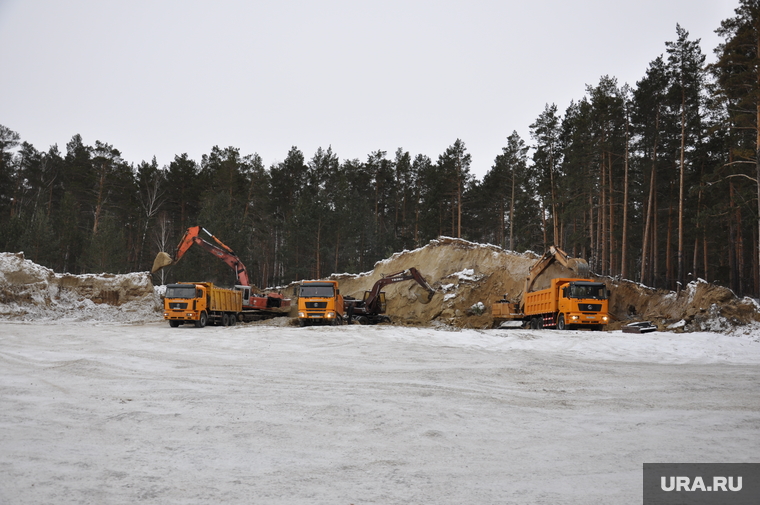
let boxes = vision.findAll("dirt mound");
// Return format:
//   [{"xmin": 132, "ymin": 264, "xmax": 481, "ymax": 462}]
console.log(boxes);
[
  {"xmin": 330, "ymin": 237, "xmax": 536, "ymax": 327},
  {"xmin": 282, "ymin": 237, "xmax": 760, "ymax": 332},
  {"xmin": 0, "ymin": 252, "xmax": 161, "ymax": 322},
  {"xmin": 605, "ymin": 277, "xmax": 760, "ymax": 332}
]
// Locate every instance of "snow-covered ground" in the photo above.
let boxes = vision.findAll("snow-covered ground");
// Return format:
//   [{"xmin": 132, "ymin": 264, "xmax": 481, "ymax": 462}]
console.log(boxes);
[{"xmin": 1, "ymin": 320, "xmax": 758, "ymax": 504}]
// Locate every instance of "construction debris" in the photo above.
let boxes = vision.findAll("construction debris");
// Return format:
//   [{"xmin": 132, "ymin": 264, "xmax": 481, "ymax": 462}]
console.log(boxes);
[{"xmin": 621, "ymin": 321, "xmax": 658, "ymax": 334}]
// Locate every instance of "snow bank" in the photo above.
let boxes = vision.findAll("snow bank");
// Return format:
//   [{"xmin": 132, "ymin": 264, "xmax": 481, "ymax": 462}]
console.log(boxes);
[{"xmin": 0, "ymin": 252, "xmax": 162, "ymax": 323}]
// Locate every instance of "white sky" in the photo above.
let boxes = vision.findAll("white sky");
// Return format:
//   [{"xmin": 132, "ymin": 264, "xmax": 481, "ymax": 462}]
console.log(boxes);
[{"xmin": 0, "ymin": 0, "xmax": 739, "ymax": 179}]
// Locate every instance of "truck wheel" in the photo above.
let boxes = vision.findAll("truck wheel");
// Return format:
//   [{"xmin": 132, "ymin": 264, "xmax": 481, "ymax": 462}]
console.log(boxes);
[
  {"xmin": 195, "ymin": 311, "xmax": 208, "ymax": 328},
  {"xmin": 229, "ymin": 315, "xmax": 236, "ymax": 326},
  {"xmin": 557, "ymin": 315, "xmax": 566, "ymax": 330},
  {"xmin": 169, "ymin": 320, "xmax": 180, "ymax": 328},
  {"xmin": 530, "ymin": 317, "xmax": 539, "ymax": 329},
  {"xmin": 222, "ymin": 313, "xmax": 230, "ymax": 326}
]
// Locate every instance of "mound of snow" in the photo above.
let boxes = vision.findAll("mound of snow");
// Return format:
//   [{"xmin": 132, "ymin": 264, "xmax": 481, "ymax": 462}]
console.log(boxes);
[{"xmin": 0, "ymin": 252, "xmax": 162, "ymax": 323}]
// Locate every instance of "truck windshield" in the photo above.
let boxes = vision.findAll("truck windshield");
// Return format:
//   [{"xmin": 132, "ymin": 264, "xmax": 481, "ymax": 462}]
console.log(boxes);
[
  {"xmin": 165, "ymin": 285, "xmax": 197, "ymax": 299},
  {"xmin": 300, "ymin": 285, "xmax": 335, "ymax": 298},
  {"xmin": 567, "ymin": 283, "xmax": 607, "ymax": 300}
]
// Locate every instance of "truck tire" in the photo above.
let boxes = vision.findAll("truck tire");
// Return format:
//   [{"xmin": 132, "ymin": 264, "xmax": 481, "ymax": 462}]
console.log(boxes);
[
  {"xmin": 557, "ymin": 315, "xmax": 567, "ymax": 330},
  {"xmin": 169, "ymin": 320, "xmax": 181, "ymax": 328},
  {"xmin": 195, "ymin": 311, "xmax": 208, "ymax": 328},
  {"xmin": 222, "ymin": 313, "xmax": 230, "ymax": 326}
]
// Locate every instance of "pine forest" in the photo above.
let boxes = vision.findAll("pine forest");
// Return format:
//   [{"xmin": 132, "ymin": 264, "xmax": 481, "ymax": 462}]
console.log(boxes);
[{"xmin": 2, "ymin": 2, "xmax": 760, "ymax": 297}]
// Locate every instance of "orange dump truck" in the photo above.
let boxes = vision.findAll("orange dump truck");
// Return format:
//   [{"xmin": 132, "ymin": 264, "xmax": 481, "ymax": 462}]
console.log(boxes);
[
  {"xmin": 522, "ymin": 278, "xmax": 609, "ymax": 330},
  {"xmin": 492, "ymin": 246, "xmax": 610, "ymax": 330},
  {"xmin": 164, "ymin": 282, "xmax": 242, "ymax": 328},
  {"xmin": 297, "ymin": 280, "xmax": 345, "ymax": 326},
  {"xmin": 493, "ymin": 278, "xmax": 609, "ymax": 330}
]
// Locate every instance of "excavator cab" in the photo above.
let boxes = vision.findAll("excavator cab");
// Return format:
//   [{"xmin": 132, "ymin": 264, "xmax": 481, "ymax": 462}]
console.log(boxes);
[
  {"xmin": 237, "ymin": 285, "xmax": 252, "ymax": 306},
  {"xmin": 364, "ymin": 291, "xmax": 387, "ymax": 313}
]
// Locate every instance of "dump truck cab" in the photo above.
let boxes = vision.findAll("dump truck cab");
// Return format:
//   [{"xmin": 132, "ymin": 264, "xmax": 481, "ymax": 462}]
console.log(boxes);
[
  {"xmin": 164, "ymin": 283, "xmax": 210, "ymax": 327},
  {"xmin": 297, "ymin": 280, "xmax": 344, "ymax": 326},
  {"xmin": 559, "ymin": 279, "xmax": 609, "ymax": 329}
]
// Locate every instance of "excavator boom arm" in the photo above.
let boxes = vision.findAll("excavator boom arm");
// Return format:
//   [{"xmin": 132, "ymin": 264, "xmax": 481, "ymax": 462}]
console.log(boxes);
[
  {"xmin": 364, "ymin": 267, "xmax": 435, "ymax": 312},
  {"xmin": 186, "ymin": 236, "xmax": 250, "ymax": 287},
  {"xmin": 523, "ymin": 245, "xmax": 589, "ymax": 297},
  {"xmin": 155, "ymin": 226, "xmax": 250, "ymax": 286}
]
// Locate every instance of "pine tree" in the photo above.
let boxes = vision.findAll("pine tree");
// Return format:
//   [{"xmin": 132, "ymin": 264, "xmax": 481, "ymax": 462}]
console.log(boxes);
[
  {"xmin": 666, "ymin": 24, "xmax": 706, "ymax": 291},
  {"xmin": 530, "ymin": 104, "xmax": 562, "ymax": 249},
  {"xmin": 0, "ymin": 125, "xmax": 21, "ymax": 219},
  {"xmin": 633, "ymin": 56, "xmax": 672, "ymax": 287},
  {"xmin": 712, "ymin": 0, "xmax": 760, "ymax": 295},
  {"xmin": 437, "ymin": 139, "xmax": 472, "ymax": 238},
  {"xmin": 481, "ymin": 131, "xmax": 528, "ymax": 250}
]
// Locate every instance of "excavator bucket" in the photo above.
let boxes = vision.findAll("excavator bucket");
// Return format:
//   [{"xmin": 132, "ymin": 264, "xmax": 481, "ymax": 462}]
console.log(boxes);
[
  {"xmin": 411, "ymin": 285, "xmax": 434, "ymax": 304},
  {"xmin": 566, "ymin": 258, "xmax": 590, "ymax": 278},
  {"xmin": 151, "ymin": 251, "xmax": 174, "ymax": 273}
]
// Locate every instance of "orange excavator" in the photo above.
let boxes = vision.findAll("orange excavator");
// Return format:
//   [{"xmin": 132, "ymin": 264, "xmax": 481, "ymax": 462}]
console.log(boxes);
[
  {"xmin": 344, "ymin": 267, "xmax": 435, "ymax": 325},
  {"xmin": 152, "ymin": 226, "xmax": 290, "ymax": 315}
]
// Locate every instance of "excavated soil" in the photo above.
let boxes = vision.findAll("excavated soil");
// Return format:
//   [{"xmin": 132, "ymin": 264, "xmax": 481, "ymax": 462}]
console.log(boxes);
[
  {"xmin": 3, "ymin": 239, "xmax": 760, "ymax": 332},
  {"xmin": 604, "ymin": 275, "xmax": 760, "ymax": 332},
  {"xmin": 283, "ymin": 237, "xmax": 760, "ymax": 331}
]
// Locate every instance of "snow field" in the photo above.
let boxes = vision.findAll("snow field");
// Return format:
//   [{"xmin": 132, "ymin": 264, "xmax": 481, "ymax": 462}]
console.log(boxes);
[{"xmin": 0, "ymin": 322, "xmax": 758, "ymax": 504}]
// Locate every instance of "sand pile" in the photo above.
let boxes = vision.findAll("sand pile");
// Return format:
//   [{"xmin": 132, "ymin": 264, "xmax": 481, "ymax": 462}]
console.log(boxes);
[
  {"xmin": 0, "ymin": 252, "xmax": 161, "ymax": 322},
  {"xmin": 329, "ymin": 237, "xmax": 535, "ymax": 327},
  {"xmin": 290, "ymin": 237, "xmax": 760, "ymax": 331},
  {"xmin": 606, "ymin": 276, "xmax": 760, "ymax": 332}
]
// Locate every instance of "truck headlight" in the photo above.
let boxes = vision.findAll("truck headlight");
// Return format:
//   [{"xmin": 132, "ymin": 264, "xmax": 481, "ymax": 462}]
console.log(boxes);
[
  {"xmin": 326, "ymin": 312, "xmax": 335, "ymax": 318},
  {"xmin": 602, "ymin": 316, "xmax": 609, "ymax": 322},
  {"xmin": 298, "ymin": 311, "xmax": 306, "ymax": 318},
  {"xmin": 571, "ymin": 315, "xmax": 579, "ymax": 321}
]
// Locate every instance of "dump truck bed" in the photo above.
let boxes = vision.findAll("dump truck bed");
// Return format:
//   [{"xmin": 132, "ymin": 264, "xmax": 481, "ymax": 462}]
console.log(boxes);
[{"xmin": 206, "ymin": 284, "xmax": 242, "ymax": 312}]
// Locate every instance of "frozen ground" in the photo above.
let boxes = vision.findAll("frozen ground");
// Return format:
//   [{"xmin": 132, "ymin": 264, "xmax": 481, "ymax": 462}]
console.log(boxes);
[{"xmin": 1, "ymin": 320, "xmax": 758, "ymax": 504}]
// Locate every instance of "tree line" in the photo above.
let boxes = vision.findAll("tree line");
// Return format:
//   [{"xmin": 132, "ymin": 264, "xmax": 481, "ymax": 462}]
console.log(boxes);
[{"xmin": 2, "ymin": 1, "xmax": 760, "ymax": 297}]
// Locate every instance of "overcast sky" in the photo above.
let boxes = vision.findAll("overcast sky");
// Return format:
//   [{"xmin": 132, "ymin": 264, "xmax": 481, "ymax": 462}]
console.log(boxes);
[{"xmin": 0, "ymin": 0, "xmax": 739, "ymax": 179}]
